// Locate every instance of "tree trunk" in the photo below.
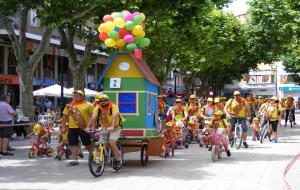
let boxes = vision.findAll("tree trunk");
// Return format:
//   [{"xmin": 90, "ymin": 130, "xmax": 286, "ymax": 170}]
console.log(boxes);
[
  {"xmin": 71, "ymin": 66, "xmax": 86, "ymax": 91},
  {"xmin": 17, "ymin": 64, "xmax": 34, "ymax": 120}
]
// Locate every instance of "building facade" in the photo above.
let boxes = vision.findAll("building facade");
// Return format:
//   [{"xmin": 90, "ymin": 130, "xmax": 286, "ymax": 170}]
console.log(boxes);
[{"xmin": 0, "ymin": 10, "xmax": 108, "ymax": 107}]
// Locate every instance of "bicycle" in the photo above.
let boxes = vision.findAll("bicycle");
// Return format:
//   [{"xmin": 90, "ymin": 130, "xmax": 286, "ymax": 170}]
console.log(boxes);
[
  {"xmin": 287, "ymin": 109, "xmax": 295, "ymax": 128},
  {"xmin": 260, "ymin": 121, "xmax": 274, "ymax": 144},
  {"xmin": 230, "ymin": 118, "xmax": 243, "ymax": 149},
  {"xmin": 88, "ymin": 128, "xmax": 124, "ymax": 177},
  {"xmin": 211, "ymin": 129, "xmax": 226, "ymax": 162},
  {"xmin": 28, "ymin": 137, "xmax": 54, "ymax": 158}
]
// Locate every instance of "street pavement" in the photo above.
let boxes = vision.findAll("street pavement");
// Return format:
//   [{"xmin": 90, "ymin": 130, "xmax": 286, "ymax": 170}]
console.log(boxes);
[{"xmin": 1, "ymin": 113, "xmax": 300, "ymax": 190}]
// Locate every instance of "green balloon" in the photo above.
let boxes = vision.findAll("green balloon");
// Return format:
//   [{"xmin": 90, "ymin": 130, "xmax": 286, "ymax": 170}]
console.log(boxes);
[
  {"xmin": 108, "ymin": 31, "xmax": 119, "ymax": 40},
  {"xmin": 112, "ymin": 12, "xmax": 123, "ymax": 18},
  {"xmin": 134, "ymin": 37, "xmax": 141, "ymax": 45},
  {"xmin": 133, "ymin": 16, "xmax": 143, "ymax": 25},
  {"xmin": 125, "ymin": 21, "xmax": 134, "ymax": 30},
  {"xmin": 139, "ymin": 38, "xmax": 150, "ymax": 48},
  {"xmin": 127, "ymin": 43, "xmax": 137, "ymax": 51}
]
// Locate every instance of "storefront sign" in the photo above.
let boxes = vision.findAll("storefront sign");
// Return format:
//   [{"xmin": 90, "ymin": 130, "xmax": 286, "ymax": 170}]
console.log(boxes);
[
  {"xmin": 0, "ymin": 75, "xmax": 19, "ymax": 85},
  {"xmin": 33, "ymin": 78, "xmax": 56, "ymax": 86},
  {"xmin": 279, "ymin": 86, "xmax": 300, "ymax": 92}
]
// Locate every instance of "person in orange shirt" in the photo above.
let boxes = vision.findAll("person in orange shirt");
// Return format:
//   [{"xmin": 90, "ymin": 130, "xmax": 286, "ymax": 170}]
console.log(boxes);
[{"xmin": 246, "ymin": 92, "xmax": 257, "ymax": 122}]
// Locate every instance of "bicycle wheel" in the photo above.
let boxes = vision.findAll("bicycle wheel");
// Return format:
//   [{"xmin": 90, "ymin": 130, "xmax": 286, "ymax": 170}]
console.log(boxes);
[
  {"xmin": 211, "ymin": 145, "xmax": 218, "ymax": 162},
  {"xmin": 260, "ymin": 125, "xmax": 267, "ymax": 144},
  {"xmin": 289, "ymin": 117, "xmax": 293, "ymax": 128},
  {"xmin": 234, "ymin": 125, "xmax": 242, "ymax": 149},
  {"xmin": 46, "ymin": 148, "xmax": 54, "ymax": 157},
  {"xmin": 112, "ymin": 143, "xmax": 124, "ymax": 171},
  {"xmin": 88, "ymin": 144, "xmax": 105, "ymax": 177},
  {"xmin": 28, "ymin": 149, "xmax": 35, "ymax": 158},
  {"xmin": 141, "ymin": 145, "xmax": 148, "ymax": 166}
]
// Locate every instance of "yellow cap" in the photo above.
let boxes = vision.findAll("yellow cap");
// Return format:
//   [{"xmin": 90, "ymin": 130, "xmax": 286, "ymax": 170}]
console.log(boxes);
[
  {"xmin": 175, "ymin": 99, "xmax": 182, "ymax": 103},
  {"xmin": 190, "ymin": 94, "xmax": 196, "ymax": 99},
  {"xmin": 253, "ymin": 117, "xmax": 259, "ymax": 121},
  {"xmin": 33, "ymin": 124, "xmax": 42, "ymax": 135},
  {"xmin": 94, "ymin": 94, "xmax": 101, "ymax": 101},
  {"xmin": 271, "ymin": 96, "xmax": 278, "ymax": 101},
  {"xmin": 158, "ymin": 95, "xmax": 163, "ymax": 98},
  {"xmin": 188, "ymin": 120, "xmax": 195, "ymax": 124},
  {"xmin": 234, "ymin": 91, "xmax": 241, "ymax": 96},
  {"xmin": 258, "ymin": 96, "xmax": 263, "ymax": 99},
  {"xmin": 99, "ymin": 94, "xmax": 109, "ymax": 100},
  {"xmin": 166, "ymin": 122, "xmax": 174, "ymax": 127},
  {"xmin": 214, "ymin": 110, "xmax": 223, "ymax": 115},
  {"xmin": 207, "ymin": 97, "xmax": 213, "ymax": 102},
  {"xmin": 287, "ymin": 95, "xmax": 293, "ymax": 99},
  {"xmin": 214, "ymin": 98, "xmax": 220, "ymax": 103},
  {"xmin": 73, "ymin": 90, "xmax": 84, "ymax": 96}
]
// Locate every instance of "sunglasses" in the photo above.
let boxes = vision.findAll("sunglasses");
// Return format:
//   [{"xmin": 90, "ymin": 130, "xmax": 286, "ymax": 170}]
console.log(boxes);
[{"xmin": 99, "ymin": 100, "xmax": 108, "ymax": 103}]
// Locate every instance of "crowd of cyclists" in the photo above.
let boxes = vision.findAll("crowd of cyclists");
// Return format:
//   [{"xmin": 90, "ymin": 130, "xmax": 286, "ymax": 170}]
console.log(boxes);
[{"xmin": 158, "ymin": 91, "xmax": 297, "ymax": 158}]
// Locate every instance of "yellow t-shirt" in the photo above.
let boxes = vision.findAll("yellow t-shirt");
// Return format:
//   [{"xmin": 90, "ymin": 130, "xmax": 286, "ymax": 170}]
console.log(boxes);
[
  {"xmin": 185, "ymin": 103, "xmax": 201, "ymax": 117},
  {"xmin": 267, "ymin": 105, "xmax": 283, "ymax": 121},
  {"xmin": 228, "ymin": 98, "xmax": 248, "ymax": 118},
  {"xmin": 285, "ymin": 100, "xmax": 295, "ymax": 109},
  {"xmin": 92, "ymin": 103, "xmax": 120, "ymax": 129},
  {"xmin": 209, "ymin": 119, "xmax": 229, "ymax": 129},
  {"xmin": 63, "ymin": 102, "xmax": 94, "ymax": 129}
]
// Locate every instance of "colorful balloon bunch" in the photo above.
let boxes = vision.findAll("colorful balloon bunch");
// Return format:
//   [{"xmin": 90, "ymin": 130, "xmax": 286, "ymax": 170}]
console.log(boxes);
[{"xmin": 98, "ymin": 11, "xmax": 150, "ymax": 51}]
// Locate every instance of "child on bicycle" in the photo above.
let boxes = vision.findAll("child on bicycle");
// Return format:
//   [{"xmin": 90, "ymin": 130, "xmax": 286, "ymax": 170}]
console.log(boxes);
[
  {"xmin": 250, "ymin": 117, "xmax": 260, "ymax": 141},
  {"xmin": 174, "ymin": 121, "xmax": 185, "ymax": 149},
  {"xmin": 162, "ymin": 121, "xmax": 176, "ymax": 156},
  {"xmin": 27, "ymin": 123, "xmax": 50, "ymax": 148},
  {"xmin": 201, "ymin": 123, "xmax": 212, "ymax": 148},
  {"xmin": 55, "ymin": 126, "xmax": 69, "ymax": 159},
  {"xmin": 209, "ymin": 110, "xmax": 231, "ymax": 157}
]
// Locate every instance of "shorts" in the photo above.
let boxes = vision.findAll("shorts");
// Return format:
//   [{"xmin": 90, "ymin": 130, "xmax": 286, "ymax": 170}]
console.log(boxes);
[
  {"xmin": 269, "ymin": 120, "xmax": 278, "ymax": 133},
  {"xmin": 109, "ymin": 128, "xmax": 122, "ymax": 141},
  {"xmin": 0, "ymin": 121, "xmax": 13, "ymax": 138},
  {"xmin": 230, "ymin": 117, "xmax": 248, "ymax": 133},
  {"xmin": 68, "ymin": 128, "xmax": 91, "ymax": 146}
]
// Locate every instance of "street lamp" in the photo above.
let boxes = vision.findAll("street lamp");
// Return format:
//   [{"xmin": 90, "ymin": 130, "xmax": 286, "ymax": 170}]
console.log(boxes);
[{"xmin": 173, "ymin": 69, "xmax": 179, "ymax": 95}]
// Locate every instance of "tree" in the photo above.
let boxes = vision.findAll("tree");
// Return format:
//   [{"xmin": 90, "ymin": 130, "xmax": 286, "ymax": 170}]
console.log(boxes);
[
  {"xmin": 0, "ymin": 0, "xmax": 100, "ymax": 119},
  {"xmin": 246, "ymin": 0, "xmax": 300, "ymax": 82}
]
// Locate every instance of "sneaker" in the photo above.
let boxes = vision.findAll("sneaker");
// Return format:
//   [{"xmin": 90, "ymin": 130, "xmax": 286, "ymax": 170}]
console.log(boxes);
[
  {"xmin": 243, "ymin": 142, "xmax": 248, "ymax": 149},
  {"xmin": 226, "ymin": 150, "xmax": 231, "ymax": 157},
  {"xmin": 7, "ymin": 147, "xmax": 16, "ymax": 151},
  {"xmin": 2, "ymin": 152, "xmax": 14, "ymax": 156},
  {"xmin": 113, "ymin": 160, "xmax": 122, "ymax": 169},
  {"xmin": 66, "ymin": 161, "xmax": 79, "ymax": 166},
  {"xmin": 78, "ymin": 152, "xmax": 84, "ymax": 159},
  {"xmin": 293, "ymin": 122, "xmax": 296, "ymax": 125},
  {"xmin": 272, "ymin": 139, "xmax": 278, "ymax": 143},
  {"xmin": 208, "ymin": 146, "xmax": 212, "ymax": 151}
]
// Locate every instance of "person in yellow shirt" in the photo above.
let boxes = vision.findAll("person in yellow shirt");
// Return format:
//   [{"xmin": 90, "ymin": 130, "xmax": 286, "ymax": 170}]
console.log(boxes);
[
  {"xmin": 284, "ymin": 95, "xmax": 296, "ymax": 127},
  {"xmin": 224, "ymin": 91, "xmax": 250, "ymax": 148},
  {"xmin": 87, "ymin": 94, "xmax": 122, "ymax": 168},
  {"xmin": 61, "ymin": 90, "xmax": 94, "ymax": 166},
  {"xmin": 201, "ymin": 97, "xmax": 215, "ymax": 121},
  {"xmin": 266, "ymin": 97, "xmax": 283, "ymax": 143},
  {"xmin": 167, "ymin": 99, "xmax": 185, "ymax": 122},
  {"xmin": 185, "ymin": 94, "xmax": 201, "ymax": 118},
  {"xmin": 209, "ymin": 110, "xmax": 231, "ymax": 157},
  {"xmin": 246, "ymin": 92, "xmax": 257, "ymax": 122},
  {"xmin": 158, "ymin": 95, "xmax": 167, "ymax": 120}
]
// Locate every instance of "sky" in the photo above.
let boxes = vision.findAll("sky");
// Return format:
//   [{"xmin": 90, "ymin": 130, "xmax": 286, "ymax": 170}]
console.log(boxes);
[{"xmin": 224, "ymin": 0, "xmax": 250, "ymax": 16}]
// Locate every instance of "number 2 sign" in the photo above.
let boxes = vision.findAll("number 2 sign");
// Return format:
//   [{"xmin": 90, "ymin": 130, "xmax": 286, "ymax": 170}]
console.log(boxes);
[{"xmin": 110, "ymin": 78, "xmax": 121, "ymax": 88}]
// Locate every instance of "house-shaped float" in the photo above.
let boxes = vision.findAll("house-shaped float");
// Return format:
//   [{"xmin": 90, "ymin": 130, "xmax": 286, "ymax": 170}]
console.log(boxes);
[{"xmin": 97, "ymin": 52, "xmax": 161, "ymax": 139}]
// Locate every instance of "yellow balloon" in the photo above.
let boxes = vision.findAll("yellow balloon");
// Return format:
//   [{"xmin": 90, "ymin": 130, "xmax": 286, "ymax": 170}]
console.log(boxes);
[
  {"xmin": 114, "ymin": 17, "xmax": 125, "ymax": 28},
  {"xmin": 104, "ymin": 21, "xmax": 115, "ymax": 32},
  {"xmin": 99, "ymin": 23, "xmax": 107, "ymax": 32},
  {"xmin": 98, "ymin": 25, "xmax": 103, "ymax": 33},
  {"xmin": 116, "ymin": 39, "xmax": 126, "ymax": 48},
  {"xmin": 136, "ymin": 31, "xmax": 145, "ymax": 38},
  {"xmin": 140, "ymin": 13, "xmax": 146, "ymax": 21},
  {"xmin": 132, "ymin": 25, "xmax": 143, "ymax": 35},
  {"xmin": 104, "ymin": 38, "xmax": 116, "ymax": 47}
]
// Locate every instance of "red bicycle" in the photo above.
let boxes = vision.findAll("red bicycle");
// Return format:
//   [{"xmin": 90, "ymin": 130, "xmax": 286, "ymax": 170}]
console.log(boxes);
[{"xmin": 28, "ymin": 137, "xmax": 54, "ymax": 158}]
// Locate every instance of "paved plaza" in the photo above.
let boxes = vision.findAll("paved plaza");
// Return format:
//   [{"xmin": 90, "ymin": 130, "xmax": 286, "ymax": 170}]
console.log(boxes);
[{"xmin": 1, "ymin": 114, "xmax": 300, "ymax": 190}]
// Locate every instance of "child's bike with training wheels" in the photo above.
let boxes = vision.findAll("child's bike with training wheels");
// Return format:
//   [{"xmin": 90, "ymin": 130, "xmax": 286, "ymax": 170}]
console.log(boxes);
[
  {"xmin": 252, "ymin": 129, "xmax": 260, "ymax": 141},
  {"xmin": 55, "ymin": 143, "xmax": 71, "ymax": 161},
  {"xmin": 260, "ymin": 121, "xmax": 274, "ymax": 144},
  {"xmin": 230, "ymin": 118, "xmax": 243, "ymax": 149},
  {"xmin": 28, "ymin": 137, "xmax": 54, "ymax": 158},
  {"xmin": 88, "ymin": 128, "xmax": 124, "ymax": 177},
  {"xmin": 163, "ymin": 138, "xmax": 175, "ymax": 158}
]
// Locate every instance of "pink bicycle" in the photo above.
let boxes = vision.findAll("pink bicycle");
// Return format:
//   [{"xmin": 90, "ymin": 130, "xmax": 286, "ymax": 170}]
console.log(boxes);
[{"xmin": 211, "ymin": 130, "xmax": 224, "ymax": 162}]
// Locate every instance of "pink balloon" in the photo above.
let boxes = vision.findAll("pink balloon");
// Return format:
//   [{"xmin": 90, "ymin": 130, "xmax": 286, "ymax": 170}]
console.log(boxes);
[
  {"xmin": 123, "ymin": 13, "xmax": 133, "ymax": 21},
  {"xmin": 124, "ymin": 34, "xmax": 134, "ymax": 43},
  {"xmin": 132, "ymin": 12, "xmax": 141, "ymax": 17}
]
